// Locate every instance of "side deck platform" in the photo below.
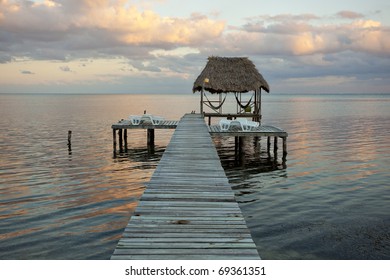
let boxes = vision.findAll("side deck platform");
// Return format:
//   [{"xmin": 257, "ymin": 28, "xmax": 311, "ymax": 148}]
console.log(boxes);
[
  {"xmin": 112, "ymin": 119, "xmax": 179, "ymax": 130},
  {"xmin": 111, "ymin": 114, "xmax": 260, "ymax": 260},
  {"xmin": 112, "ymin": 117, "xmax": 288, "ymax": 158}
]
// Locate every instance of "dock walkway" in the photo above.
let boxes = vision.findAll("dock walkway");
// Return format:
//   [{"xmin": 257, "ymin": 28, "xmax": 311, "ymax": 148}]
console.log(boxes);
[{"xmin": 111, "ymin": 114, "xmax": 260, "ymax": 260}]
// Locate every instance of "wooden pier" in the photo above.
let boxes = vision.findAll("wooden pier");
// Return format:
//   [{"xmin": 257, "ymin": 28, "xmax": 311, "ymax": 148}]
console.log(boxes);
[
  {"xmin": 111, "ymin": 114, "xmax": 260, "ymax": 260},
  {"xmin": 112, "ymin": 119, "xmax": 179, "ymax": 155}
]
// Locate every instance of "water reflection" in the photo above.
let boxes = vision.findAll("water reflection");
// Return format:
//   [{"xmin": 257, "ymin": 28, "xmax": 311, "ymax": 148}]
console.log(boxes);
[
  {"xmin": 1, "ymin": 94, "xmax": 388, "ymax": 260},
  {"xmin": 114, "ymin": 146, "xmax": 165, "ymax": 167},
  {"xmin": 213, "ymin": 136, "xmax": 287, "ymax": 171}
]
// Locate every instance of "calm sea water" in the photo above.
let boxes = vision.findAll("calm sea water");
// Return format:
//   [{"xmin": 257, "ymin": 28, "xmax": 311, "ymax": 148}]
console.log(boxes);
[{"xmin": 0, "ymin": 93, "xmax": 389, "ymax": 259}]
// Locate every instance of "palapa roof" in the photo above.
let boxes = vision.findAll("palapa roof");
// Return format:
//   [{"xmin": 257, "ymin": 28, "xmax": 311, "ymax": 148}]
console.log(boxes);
[{"xmin": 193, "ymin": 56, "xmax": 269, "ymax": 94}]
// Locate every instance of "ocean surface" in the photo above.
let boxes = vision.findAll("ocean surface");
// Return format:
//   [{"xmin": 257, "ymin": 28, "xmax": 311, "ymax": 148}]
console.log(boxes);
[{"xmin": 0, "ymin": 93, "xmax": 389, "ymax": 260}]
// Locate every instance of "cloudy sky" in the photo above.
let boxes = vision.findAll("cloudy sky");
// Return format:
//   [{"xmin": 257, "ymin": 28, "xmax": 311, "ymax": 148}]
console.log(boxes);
[{"xmin": 0, "ymin": 0, "xmax": 389, "ymax": 94}]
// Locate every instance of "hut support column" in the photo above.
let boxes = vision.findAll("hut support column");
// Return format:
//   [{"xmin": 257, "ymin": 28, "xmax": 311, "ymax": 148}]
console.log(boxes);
[
  {"xmin": 200, "ymin": 92, "xmax": 203, "ymax": 114},
  {"xmin": 258, "ymin": 89, "xmax": 262, "ymax": 123}
]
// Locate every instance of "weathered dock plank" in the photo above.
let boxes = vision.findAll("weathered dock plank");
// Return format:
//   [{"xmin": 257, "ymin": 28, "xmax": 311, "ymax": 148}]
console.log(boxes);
[{"xmin": 111, "ymin": 114, "xmax": 260, "ymax": 260}]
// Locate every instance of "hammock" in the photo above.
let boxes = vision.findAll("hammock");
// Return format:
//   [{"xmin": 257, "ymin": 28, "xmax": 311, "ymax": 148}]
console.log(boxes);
[
  {"xmin": 204, "ymin": 92, "xmax": 227, "ymax": 110},
  {"xmin": 235, "ymin": 93, "xmax": 254, "ymax": 109}
]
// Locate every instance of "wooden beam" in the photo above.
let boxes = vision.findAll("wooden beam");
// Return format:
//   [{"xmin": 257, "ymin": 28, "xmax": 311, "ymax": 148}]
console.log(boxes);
[
  {"xmin": 124, "ymin": 129, "xmax": 128, "ymax": 152},
  {"xmin": 118, "ymin": 129, "xmax": 123, "ymax": 153},
  {"xmin": 147, "ymin": 128, "xmax": 155, "ymax": 146},
  {"xmin": 112, "ymin": 129, "xmax": 117, "ymax": 157},
  {"xmin": 282, "ymin": 137, "xmax": 287, "ymax": 159},
  {"xmin": 274, "ymin": 136, "xmax": 278, "ymax": 156}
]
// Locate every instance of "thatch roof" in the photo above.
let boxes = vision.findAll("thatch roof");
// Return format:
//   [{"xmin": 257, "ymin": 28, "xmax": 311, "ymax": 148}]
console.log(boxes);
[{"xmin": 193, "ymin": 56, "xmax": 269, "ymax": 94}]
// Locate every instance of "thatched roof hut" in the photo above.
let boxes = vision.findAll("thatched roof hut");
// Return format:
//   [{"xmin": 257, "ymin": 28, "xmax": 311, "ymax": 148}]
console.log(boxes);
[{"xmin": 193, "ymin": 56, "xmax": 269, "ymax": 94}]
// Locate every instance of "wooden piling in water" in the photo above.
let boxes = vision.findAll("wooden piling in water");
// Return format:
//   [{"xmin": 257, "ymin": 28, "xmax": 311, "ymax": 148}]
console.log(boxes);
[
  {"xmin": 67, "ymin": 130, "xmax": 72, "ymax": 149},
  {"xmin": 112, "ymin": 129, "xmax": 117, "ymax": 157},
  {"xmin": 282, "ymin": 137, "xmax": 287, "ymax": 160},
  {"xmin": 274, "ymin": 136, "xmax": 278, "ymax": 156},
  {"xmin": 147, "ymin": 129, "xmax": 155, "ymax": 146},
  {"xmin": 118, "ymin": 129, "xmax": 123, "ymax": 153},
  {"xmin": 124, "ymin": 129, "xmax": 128, "ymax": 152}
]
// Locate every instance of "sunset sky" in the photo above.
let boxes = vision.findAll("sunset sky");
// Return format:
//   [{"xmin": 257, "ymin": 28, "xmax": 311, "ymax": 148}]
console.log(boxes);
[{"xmin": 0, "ymin": 0, "xmax": 389, "ymax": 94}]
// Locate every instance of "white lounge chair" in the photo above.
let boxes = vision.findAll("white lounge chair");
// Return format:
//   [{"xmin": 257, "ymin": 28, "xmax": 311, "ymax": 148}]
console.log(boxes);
[
  {"xmin": 219, "ymin": 119, "xmax": 231, "ymax": 131},
  {"xmin": 219, "ymin": 118, "xmax": 259, "ymax": 132},
  {"xmin": 129, "ymin": 115, "xmax": 141, "ymax": 125},
  {"xmin": 128, "ymin": 114, "xmax": 164, "ymax": 125},
  {"xmin": 236, "ymin": 118, "xmax": 259, "ymax": 131},
  {"xmin": 141, "ymin": 114, "xmax": 165, "ymax": 125}
]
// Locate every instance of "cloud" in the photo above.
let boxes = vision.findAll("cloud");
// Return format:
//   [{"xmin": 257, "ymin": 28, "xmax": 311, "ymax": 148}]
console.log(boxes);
[
  {"xmin": 228, "ymin": 12, "xmax": 390, "ymax": 57},
  {"xmin": 0, "ymin": 0, "xmax": 225, "ymax": 62},
  {"xmin": 0, "ymin": 2, "xmax": 389, "ymax": 94},
  {"xmin": 20, "ymin": 70, "xmax": 34, "ymax": 74},
  {"xmin": 337, "ymin": 11, "xmax": 364, "ymax": 19}
]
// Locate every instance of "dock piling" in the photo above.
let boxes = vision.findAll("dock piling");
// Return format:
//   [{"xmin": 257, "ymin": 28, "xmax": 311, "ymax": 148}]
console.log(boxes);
[
  {"xmin": 147, "ymin": 128, "xmax": 155, "ymax": 146},
  {"xmin": 67, "ymin": 130, "xmax": 72, "ymax": 150},
  {"xmin": 112, "ymin": 128, "xmax": 117, "ymax": 158},
  {"xmin": 118, "ymin": 129, "xmax": 123, "ymax": 153},
  {"xmin": 124, "ymin": 129, "xmax": 128, "ymax": 152}
]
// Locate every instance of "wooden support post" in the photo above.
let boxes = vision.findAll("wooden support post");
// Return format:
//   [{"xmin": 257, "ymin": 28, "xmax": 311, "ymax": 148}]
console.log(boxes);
[
  {"xmin": 147, "ymin": 129, "xmax": 155, "ymax": 146},
  {"xmin": 200, "ymin": 87, "xmax": 204, "ymax": 114},
  {"xmin": 254, "ymin": 136, "xmax": 259, "ymax": 149},
  {"xmin": 274, "ymin": 136, "xmax": 278, "ymax": 157},
  {"xmin": 267, "ymin": 136, "xmax": 271, "ymax": 154},
  {"xmin": 147, "ymin": 129, "xmax": 155, "ymax": 154},
  {"xmin": 112, "ymin": 129, "xmax": 117, "ymax": 157},
  {"xmin": 118, "ymin": 129, "xmax": 123, "ymax": 153},
  {"xmin": 124, "ymin": 129, "xmax": 128, "ymax": 152},
  {"xmin": 282, "ymin": 137, "xmax": 287, "ymax": 159},
  {"xmin": 239, "ymin": 137, "xmax": 244, "ymax": 162},
  {"xmin": 67, "ymin": 130, "xmax": 72, "ymax": 151}
]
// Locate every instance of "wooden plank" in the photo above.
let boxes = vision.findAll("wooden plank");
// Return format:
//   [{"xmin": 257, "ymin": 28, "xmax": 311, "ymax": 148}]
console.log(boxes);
[
  {"xmin": 111, "ymin": 254, "xmax": 259, "ymax": 260},
  {"xmin": 113, "ymin": 248, "xmax": 258, "ymax": 256},
  {"xmin": 117, "ymin": 237, "xmax": 255, "ymax": 243},
  {"xmin": 116, "ymin": 243, "xmax": 257, "ymax": 249}
]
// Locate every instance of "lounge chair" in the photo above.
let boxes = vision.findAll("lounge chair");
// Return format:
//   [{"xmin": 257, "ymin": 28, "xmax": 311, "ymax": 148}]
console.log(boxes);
[
  {"xmin": 141, "ymin": 114, "xmax": 165, "ymax": 125},
  {"xmin": 236, "ymin": 118, "xmax": 259, "ymax": 131},
  {"xmin": 129, "ymin": 115, "xmax": 141, "ymax": 125},
  {"xmin": 219, "ymin": 119, "xmax": 231, "ymax": 131},
  {"xmin": 129, "ymin": 114, "xmax": 165, "ymax": 125},
  {"xmin": 219, "ymin": 118, "xmax": 259, "ymax": 132}
]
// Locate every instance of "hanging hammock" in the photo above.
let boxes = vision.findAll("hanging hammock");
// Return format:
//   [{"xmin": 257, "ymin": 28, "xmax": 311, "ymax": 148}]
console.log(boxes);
[
  {"xmin": 204, "ymin": 92, "xmax": 227, "ymax": 110},
  {"xmin": 235, "ymin": 93, "xmax": 254, "ymax": 109}
]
